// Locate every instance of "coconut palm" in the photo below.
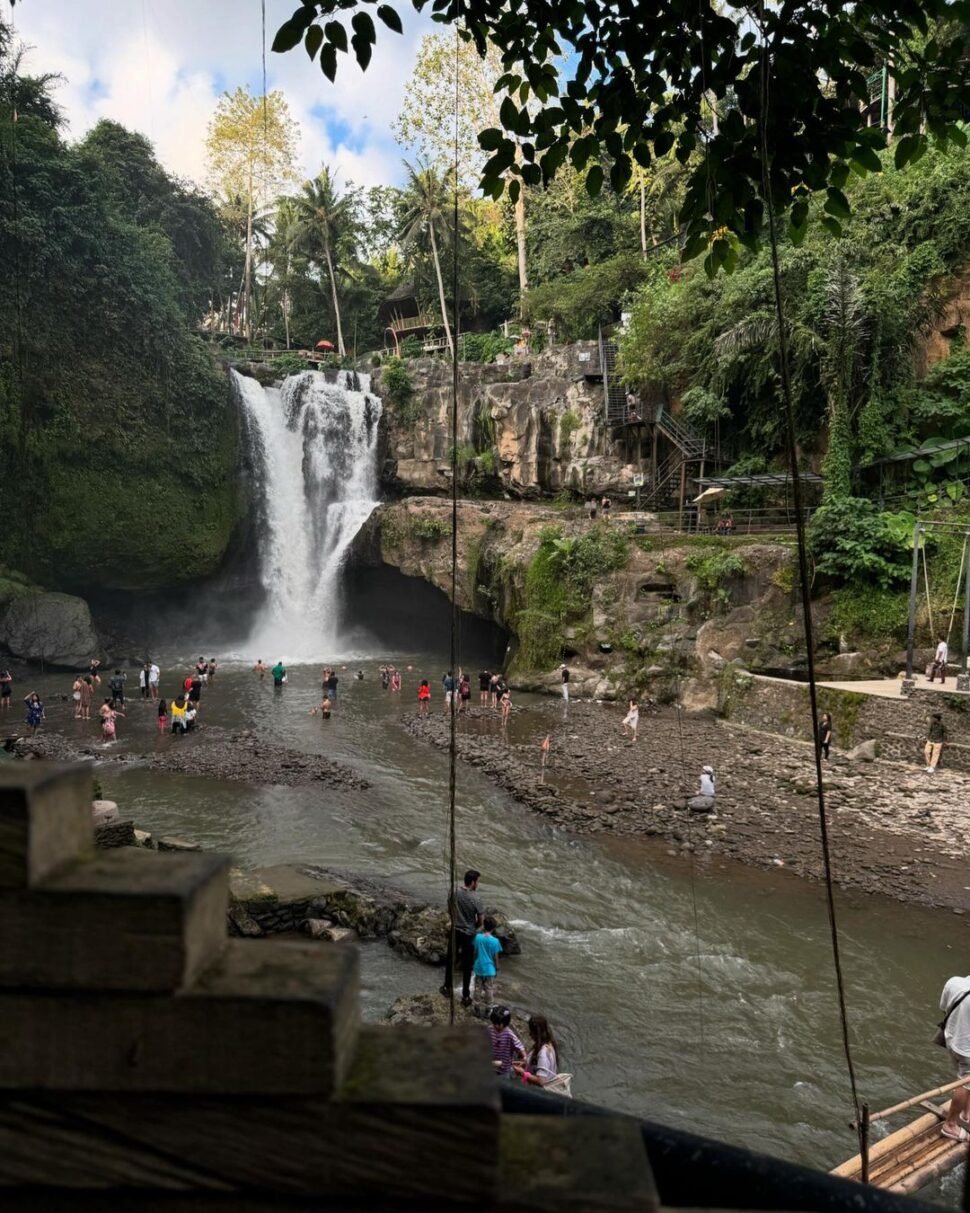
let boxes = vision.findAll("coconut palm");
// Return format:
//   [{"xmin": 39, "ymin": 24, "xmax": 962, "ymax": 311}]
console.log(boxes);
[
  {"xmin": 291, "ymin": 166, "xmax": 356, "ymax": 356},
  {"xmin": 397, "ymin": 160, "xmax": 459, "ymax": 355}
]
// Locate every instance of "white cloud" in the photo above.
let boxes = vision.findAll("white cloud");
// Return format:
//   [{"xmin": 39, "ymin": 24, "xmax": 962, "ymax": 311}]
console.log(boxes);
[{"xmin": 11, "ymin": 0, "xmax": 431, "ymax": 189}]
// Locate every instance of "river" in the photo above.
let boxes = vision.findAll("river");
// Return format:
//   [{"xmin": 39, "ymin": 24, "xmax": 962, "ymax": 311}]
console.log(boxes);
[{"xmin": 15, "ymin": 654, "xmax": 965, "ymax": 1203}]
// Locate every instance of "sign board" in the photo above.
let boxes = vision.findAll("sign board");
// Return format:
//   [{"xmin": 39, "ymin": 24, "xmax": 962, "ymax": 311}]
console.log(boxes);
[
  {"xmin": 632, "ymin": 473, "xmax": 645, "ymax": 487},
  {"xmin": 578, "ymin": 351, "xmax": 591, "ymax": 362}
]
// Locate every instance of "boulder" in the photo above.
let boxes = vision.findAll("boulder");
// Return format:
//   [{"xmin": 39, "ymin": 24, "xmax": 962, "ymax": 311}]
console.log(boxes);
[
  {"xmin": 157, "ymin": 836, "xmax": 202, "ymax": 852},
  {"xmin": 1, "ymin": 592, "xmax": 99, "ymax": 669},
  {"xmin": 845, "ymin": 738, "xmax": 878, "ymax": 763},
  {"xmin": 92, "ymin": 799, "xmax": 119, "ymax": 824},
  {"xmin": 687, "ymin": 795, "xmax": 716, "ymax": 814},
  {"xmin": 133, "ymin": 828, "xmax": 154, "ymax": 848},
  {"xmin": 94, "ymin": 818, "xmax": 136, "ymax": 848}
]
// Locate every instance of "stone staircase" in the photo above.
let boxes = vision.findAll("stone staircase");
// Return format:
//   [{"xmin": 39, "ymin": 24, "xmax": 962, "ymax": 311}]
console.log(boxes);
[{"xmin": 0, "ymin": 763, "xmax": 657, "ymax": 1212}]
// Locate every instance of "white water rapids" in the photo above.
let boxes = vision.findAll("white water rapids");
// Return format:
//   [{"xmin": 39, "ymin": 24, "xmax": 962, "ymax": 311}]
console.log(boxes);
[{"xmin": 233, "ymin": 368, "xmax": 382, "ymax": 661}]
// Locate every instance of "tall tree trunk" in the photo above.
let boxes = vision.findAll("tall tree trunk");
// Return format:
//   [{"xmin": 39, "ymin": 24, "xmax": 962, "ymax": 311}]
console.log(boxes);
[
  {"xmin": 243, "ymin": 167, "xmax": 254, "ymax": 343},
  {"xmin": 323, "ymin": 237, "xmax": 346, "ymax": 357},
  {"xmin": 513, "ymin": 147, "xmax": 528, "ymax": 315},
  {"xmin": 428, "ymin": 221, "xmax": 454, "ymax": 355}
]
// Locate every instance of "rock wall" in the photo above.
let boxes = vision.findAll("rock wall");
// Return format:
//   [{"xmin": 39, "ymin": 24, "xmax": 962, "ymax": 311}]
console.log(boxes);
[
  {"xmin": 373, "ymin": 344, "xmax": 642, "ymax": 498},
  {"xmin": 0, "ymin": 591, "xmax": 99, "ymax": 668},
  {"xmin": 362, "ymin": 497, "xmax": 808, "ymax": 698},
  {"xmin": 722, "ymin": 673, "xmax": 970, "ymax": 770}
]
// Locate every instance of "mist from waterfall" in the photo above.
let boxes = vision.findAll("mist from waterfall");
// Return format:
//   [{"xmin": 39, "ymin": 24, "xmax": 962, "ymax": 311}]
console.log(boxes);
[{"xmin": 233, "ymin": 368, "xmax": 382, "ymax": 661}]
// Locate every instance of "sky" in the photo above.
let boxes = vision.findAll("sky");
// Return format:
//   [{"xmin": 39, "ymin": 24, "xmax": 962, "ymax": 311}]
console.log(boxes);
[{"xmin": 10, "ymin": 0, "xmax": 434, "ymax": 189}]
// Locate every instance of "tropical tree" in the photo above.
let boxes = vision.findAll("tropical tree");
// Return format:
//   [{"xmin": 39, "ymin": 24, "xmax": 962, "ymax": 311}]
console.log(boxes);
[
  {"xmin": 205, "ymin": 87, "xmax": 299, "ymax": 341},
  {"xmin": 397, "ymin": 160, "xmax": 459, "ymax": 354},
  {"xmin": 395, "ymin": 33, "xmax": 528, "ymax": 307},
  {"xmin": 290, "ymin": 166, "xmax": 358, "ymax": 356}
]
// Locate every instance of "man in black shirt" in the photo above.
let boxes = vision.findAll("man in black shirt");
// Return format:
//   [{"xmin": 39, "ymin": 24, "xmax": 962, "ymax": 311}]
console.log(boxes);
[{"xmin": 441, "ymin": 868, "xmax": 483, "ymax": 1007}]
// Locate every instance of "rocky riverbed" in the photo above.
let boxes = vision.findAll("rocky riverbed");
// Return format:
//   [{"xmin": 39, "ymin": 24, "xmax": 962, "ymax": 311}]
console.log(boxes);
[
  {"xmin": 401, "ymin": 703, "xmax": 970, "ymax": 913},
  {"xmin": 8, "ymin": 726, "xmax": 369, "ymax": 790}
]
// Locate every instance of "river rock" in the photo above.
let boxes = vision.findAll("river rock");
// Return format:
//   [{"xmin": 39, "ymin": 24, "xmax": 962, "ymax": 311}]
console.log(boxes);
[
  {"xmin": 385, "ymin": 992, "xmax": 532, "ymax": 1043},
  {"xmin": 92, "ymin": 799, "xmax": 119, "ymax": 824},
  {"xmin": 687, "ymin": 795, "xmax": 716, "ymax": 814},
  {"xmin": 157, "ymin": 836, "xmax": 202, "ymax": 852},
  {"xmin": 0, "ymin": 591, "xmax": 99, "ymax": 668},
  {"xmin": 845, "ymin": 739, "xmax": 878, "ymax": 763}
]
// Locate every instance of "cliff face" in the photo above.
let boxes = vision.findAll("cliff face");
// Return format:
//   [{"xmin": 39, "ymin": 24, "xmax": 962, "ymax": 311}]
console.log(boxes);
[
  {"xmin": 360, "ymin": 498, "xmax": 804, "ymax": 701},
  {"xmin": 374, "ymin": 344, "xmax": 642, "ymax": 499}
]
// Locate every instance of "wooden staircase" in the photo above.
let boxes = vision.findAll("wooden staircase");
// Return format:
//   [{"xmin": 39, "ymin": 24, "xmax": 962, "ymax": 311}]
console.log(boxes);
[{"xmin": 0, "ymin": 763, "xmax": 658, "ymax": 1212}]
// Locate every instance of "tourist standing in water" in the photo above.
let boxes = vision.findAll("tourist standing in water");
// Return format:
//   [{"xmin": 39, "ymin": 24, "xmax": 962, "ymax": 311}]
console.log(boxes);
[
  {"xmin": 72, "ymin": 676, "xmax": 84, "ymax": 719},
  {"xmin": 170, "ymin": 695, "xmax": 188, "ymax": 733},
  {"xmin": 472, "ymin": 916, "xmax": 502, "ymax": 1012},
  {"xmin": 272, "ymin": 659, "xmax": 286, "ymax": 689},
  {"xmin": 0, "ymin": 668, "xmax": 11, "ymax": 712},
  {"xmin": 254, "ymin": 659, "xmax": 266, "ymax": 681},
  {"xmin": 148, "ymin": 661, "xmax": 160, "ymax": 701},
  {"xmin": 310, "ymin": 696, "xmax": 332, "ymax": 719},
  {"xmin": 157, "ymin": 698, "xmax": 168, "ymax": 732},
  {"xmin": 108, "ymin": 669, "xmax": 126, "ymax": 708},
  {"xmin": 479, "ymin": 668, "xmax": 491, "ymax": 705},
  {"xmin": 79, "ymin": 676, "xmax": 93, "ymax": 721},
  {"xmin": 418, "ymin": 679, "xmax": 431, "ymax": 713},
  {"xmin": 208, "ymin": 658, "xmax": 218, "ymax": 682},
  {"xmin": 442, "ymin": 670, "xmax": 456, "ymax": 708},
  {"xmin": 500, "ymin": 687, "xmax": 512, "ymax": 725},
  {"xmin": 458, "ymin": 673, "xmax": 472, "ymax": 712},
  {"xmin": 325, "ymin": 669, "xmax": 339, "ymax": 701},
  {"xmin": 559, "ymin": 663, "xmax": 570, "ymax": 701},
  {"xmin": 99, "ymin": 698, "xmax": 124, "ymax": 742},
  {"xmin": 442, "ymin": 868, "xmax": 483, "ymax": 1007},
  {"xmin": 514, "ymin": 1016, "xmax": 562, "ymax": 1089},
  {"xmin": 392, "ymin": 668, "xmax": 402, "ymax": 693},
  {"xmin": 24, "ymin": 692, "xmax": 44, "ymax": 735},
  {"xmin": 488, "ymin": 1006, "xmax": 526, "ymax": 1077}
]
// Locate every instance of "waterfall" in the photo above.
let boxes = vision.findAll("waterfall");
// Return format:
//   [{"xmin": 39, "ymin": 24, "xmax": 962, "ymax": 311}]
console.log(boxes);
[{"xmin": 233, "ymin": 368, "xmax": 382, "ymax": 661}]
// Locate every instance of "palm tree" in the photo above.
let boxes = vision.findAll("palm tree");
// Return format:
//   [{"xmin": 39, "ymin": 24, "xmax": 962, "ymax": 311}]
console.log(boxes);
[
  {"xmin": 397, "ymin": 161, "xmax": 457, "ymax": 355},
  {"xmin": 291, "ymin": 166, "xmax": 355, "ymax": 356}
]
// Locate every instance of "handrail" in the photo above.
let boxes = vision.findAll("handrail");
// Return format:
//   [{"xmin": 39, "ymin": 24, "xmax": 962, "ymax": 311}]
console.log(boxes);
[{"xmin": 868, "ymin": 1076, "xmax": 970, "ymax": 1124}]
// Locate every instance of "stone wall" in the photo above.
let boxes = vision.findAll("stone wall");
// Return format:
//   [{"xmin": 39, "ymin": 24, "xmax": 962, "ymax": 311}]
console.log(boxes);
[
  {"xmin": 374, "ymin": 344, "xmax": 644, "ymax": 498},
  {"xmin": 723, "ymin": 673, "xmax": 970, "ymax": 770}
]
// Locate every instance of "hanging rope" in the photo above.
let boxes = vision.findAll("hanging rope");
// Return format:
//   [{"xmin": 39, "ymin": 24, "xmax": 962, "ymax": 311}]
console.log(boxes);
[
  {"xmin": 945, "ymin": 536, "xmax": 968, "ymax": 646},
  {"xmin": 921, "ymin": 542, "xmax": 935, "ymax": 642},
  {"xmin": 446, "ymin": 18, "xmax": 461, "ymax": 1028},
  {"xmin": 756, "ymin": 8, "xmax": 864, "ymax": 1148}
]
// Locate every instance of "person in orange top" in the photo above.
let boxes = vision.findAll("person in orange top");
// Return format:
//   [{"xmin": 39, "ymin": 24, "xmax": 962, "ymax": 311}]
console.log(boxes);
[{"xmin": 418, "ymin": 679, "xmax": 431, "ymax": 714}]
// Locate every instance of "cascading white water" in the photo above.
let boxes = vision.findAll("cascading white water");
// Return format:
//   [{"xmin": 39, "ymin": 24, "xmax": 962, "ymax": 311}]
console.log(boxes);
[{"xmin": 233, "ymin": 368, "xmax": 382, "ymax": 661}]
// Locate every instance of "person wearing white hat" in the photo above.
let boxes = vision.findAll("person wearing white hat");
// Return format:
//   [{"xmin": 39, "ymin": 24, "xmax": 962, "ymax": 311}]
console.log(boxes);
[{"xmin": 700, "ymin": 765, "xmax": 716, "ymax": 798}]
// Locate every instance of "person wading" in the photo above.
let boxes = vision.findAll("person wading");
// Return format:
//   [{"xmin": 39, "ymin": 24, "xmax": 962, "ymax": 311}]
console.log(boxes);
[
  {"xmin": 559, "ymin": 663, "xmax": 570, "ymax": 702},
  {"xmin": 272, "ymin": 659, "xmax": 286, "ymax": 689},
  {"xmin": 441, "ymin": 868, "xmax": 483, "ymax": 1008}
]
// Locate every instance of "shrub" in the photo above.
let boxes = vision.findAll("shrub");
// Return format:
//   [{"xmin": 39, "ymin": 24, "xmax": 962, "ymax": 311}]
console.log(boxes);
[
  {"xmin": 808, "ymin": 498, "xmax": 913, "ymax": 588},
  {"xmin": 269, "ymin": 352, "xmax": 307, "ymax": 376},
  {"xmin": 411, "ymin": 516, "xmax": 452, "ymax": 542},
  {"xmin": 460, "ymin": 331, "xmax": 515, "ymax": 363},
  {"xmin": 559, "ymin": 410, "xmax": 581, "ymax": 459},
  {"xmin": 381, "ymin": 358, "xmax": 422, "ymax": 428}
]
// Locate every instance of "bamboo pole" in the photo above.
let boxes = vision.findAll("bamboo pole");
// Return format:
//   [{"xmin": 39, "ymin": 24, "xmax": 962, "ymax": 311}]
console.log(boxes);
[
  {"xmin": 831, "ymin": 1112, "xmax": 940, "ymax": 1177},
  {"xmin": 891, "ymin": 1142, "xmax": 968, "ymax": 1195},
  {"xmin": 881, "ymin": 1134, "xmax": 964, "ymax": 1191},
  {"xmin": 860, "ymin": 1102, "xmax": 870, "ymax": 1184},
  {"xmin": 870, "ymin": 1076, "xmax": 970, "ymax": 1123}
]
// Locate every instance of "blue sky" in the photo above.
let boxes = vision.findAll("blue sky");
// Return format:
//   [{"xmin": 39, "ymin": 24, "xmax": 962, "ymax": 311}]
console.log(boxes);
[{"xmin": 11, "ymin": 0, "xmax": 433, "ymax": 189}]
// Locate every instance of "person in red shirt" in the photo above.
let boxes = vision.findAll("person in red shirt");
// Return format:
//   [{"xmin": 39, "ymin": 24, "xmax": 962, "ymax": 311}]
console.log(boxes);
[{"xmin": 417, "ymin": 679, "xmax": 431, "ymax": 714}]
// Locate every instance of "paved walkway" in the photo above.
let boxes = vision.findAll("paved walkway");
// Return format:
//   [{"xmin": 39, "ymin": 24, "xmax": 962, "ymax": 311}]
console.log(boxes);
[{"xmin": 754, "ymin": 672, "xmax": 968, "ymax": 700}]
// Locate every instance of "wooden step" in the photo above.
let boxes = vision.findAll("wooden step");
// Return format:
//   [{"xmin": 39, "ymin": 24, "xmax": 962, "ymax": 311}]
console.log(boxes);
[
  {"xmin": 0, "ymin": 763, "xmax": 93, "ymax": 888},
  {"xmin": 0, "ymin": 1024, "xmax": 496, "ymax": 1198},
  {"xmin": 0, "ymin": 939, "xmax": 359, "ymax": 1095},
  {"xmin": 0, "ymin": 846, "xmax": 230, "ymax": 991}
]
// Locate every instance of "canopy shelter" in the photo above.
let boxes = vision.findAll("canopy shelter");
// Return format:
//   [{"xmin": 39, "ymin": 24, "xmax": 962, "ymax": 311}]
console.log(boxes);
[
  {"xmin": 855, "ymin": 435, "xmax": 970, "ymax": 507},
  {"xmin": 692, "ymin": 486, "xmax": 727, "ymax": 504}
]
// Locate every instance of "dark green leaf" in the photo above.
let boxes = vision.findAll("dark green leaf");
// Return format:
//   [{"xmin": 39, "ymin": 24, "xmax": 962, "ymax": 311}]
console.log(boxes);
[
  {"xmin": 585, "ymin": 164, "xmax": 604, "ymax": 197},
  {"xmin": 305, "ymin": 23, "xmax": 323, "ymax": 60},
  {"xmin": 376, "ymin": 5, "xmax": 403, "ymax": 34},
  {"xmin": 272, "ymin": 17, "xmax": 307, "ymax": 53},
  {"xmin": 351, "ymin": 11, "xmax": 376, "ymax": 42},
  {"xmin": 824, "ymin": 187, "xmax": 851, "ymax": 219},
  {"xmin": 351, "ymin": 33, "xmax": 373, "ymax": 69},
  {"xmin": 324, "ymin": 22, "xmax": 347, "ymax": 52},
  {"xmin": 478, "ymin": 128, "xmax": 505, "ymax": 151},
  {"xmin": 320, "ymin": 42, "xmax": 338, "ymax": 81}
]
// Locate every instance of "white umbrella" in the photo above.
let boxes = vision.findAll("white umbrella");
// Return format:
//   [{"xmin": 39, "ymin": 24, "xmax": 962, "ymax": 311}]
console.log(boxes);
[{"xmin": 692, "ymin": 486, "xmax": 727, "ymax": 504}]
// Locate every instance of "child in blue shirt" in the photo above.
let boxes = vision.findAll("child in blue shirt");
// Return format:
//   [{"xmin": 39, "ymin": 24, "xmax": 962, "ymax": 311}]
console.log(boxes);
[{"xmin": 472, "ymin": 916, "xmax": 502, "ymax": 1012}]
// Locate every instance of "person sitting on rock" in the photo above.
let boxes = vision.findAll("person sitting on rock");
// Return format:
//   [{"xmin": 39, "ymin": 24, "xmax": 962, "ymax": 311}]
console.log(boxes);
[{"xmin": 688, "ymin": 765, "xmax": 716, "ymax": 813}]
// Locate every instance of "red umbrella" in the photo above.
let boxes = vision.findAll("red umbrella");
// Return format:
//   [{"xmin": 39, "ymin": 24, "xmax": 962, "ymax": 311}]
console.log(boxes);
[{"xmin": 315, "ymin": 340, "xmax": 335, "ymax": 351}]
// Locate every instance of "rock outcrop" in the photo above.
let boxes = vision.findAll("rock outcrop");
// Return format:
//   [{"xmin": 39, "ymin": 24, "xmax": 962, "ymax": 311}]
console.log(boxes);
[
  {"xmin": 0, "ymin": 591, "xmax": 99, "ymax": 668},
  {"xmin": 374, "ymin": 346, "xmax": 642, "ymax": 499}
]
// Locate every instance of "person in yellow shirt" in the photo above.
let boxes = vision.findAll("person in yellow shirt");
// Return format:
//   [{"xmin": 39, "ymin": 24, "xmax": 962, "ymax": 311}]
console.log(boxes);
[{"xmin": 170, "ymin": 695, "xmax": 188, "ymax": 735}]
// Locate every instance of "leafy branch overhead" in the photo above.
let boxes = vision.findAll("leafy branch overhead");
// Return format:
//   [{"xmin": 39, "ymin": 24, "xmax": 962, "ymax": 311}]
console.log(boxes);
[{"xmin": 274, "ymin": 0, "xmax": 970, "ymax": 270}]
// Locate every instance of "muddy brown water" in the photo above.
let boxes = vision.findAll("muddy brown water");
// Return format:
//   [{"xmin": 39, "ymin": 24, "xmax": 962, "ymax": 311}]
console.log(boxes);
[{"xmin": 10, "ymin": 656, "xmax": 966, "ymax": 1202}]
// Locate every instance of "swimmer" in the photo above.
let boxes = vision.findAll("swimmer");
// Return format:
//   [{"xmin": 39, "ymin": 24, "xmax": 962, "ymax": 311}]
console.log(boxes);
[
  {"xmin": 254, "ymin": 659, "xmax": 266, "ymax": 680},
  {"xmin": 311, "ymin": 697, "xmax": 333, "ymax": 718}
]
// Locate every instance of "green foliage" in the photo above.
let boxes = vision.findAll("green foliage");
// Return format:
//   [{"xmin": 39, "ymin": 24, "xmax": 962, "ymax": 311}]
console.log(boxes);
[
  {"xmin": 808, "ymin": 499, "xmax": 912, "ymax": 588},
  {"xmin": 411, "ymin": 515, "xmax": 452, "ymax": 541},
  {"xmin": 558, "ymin": 410, "xmax": 580, "ymax": 458},
  {"xmin": 269, "ymin": 352, "xmax": 307, "ymax": 375},
  {"xmin": 524, "ymin": 252, "xmax": 649, "ymax": 341},
  {"xmin": 459, "ymin": 330, "xmax": 515, "ymax": 363},
  {"xmin": 478, "ymin": 449, "xmax": 496, "ymax": 474},
  {"xmin": 0, "ymin": 42, "xmax": 240, "ymax": 592},
  {"xmin": 515, "ymin": 524, "xmax": 630, "ymax": 669},
  {"xmin": 829, "ymin": 583, "xmax": 910, "ymax": 644},
  {"xmin": 686, "ymin": 546, "xmax": 745, "ymax": 611},
  {"xmin": 380, "ymin": 357, "xmax": 423, "ymax": 428}
]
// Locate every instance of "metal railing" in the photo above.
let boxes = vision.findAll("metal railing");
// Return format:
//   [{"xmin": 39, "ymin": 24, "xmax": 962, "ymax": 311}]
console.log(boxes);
[{"xmin": 625, "ymin": 504, "xmax": 816, "ymax": 534}]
